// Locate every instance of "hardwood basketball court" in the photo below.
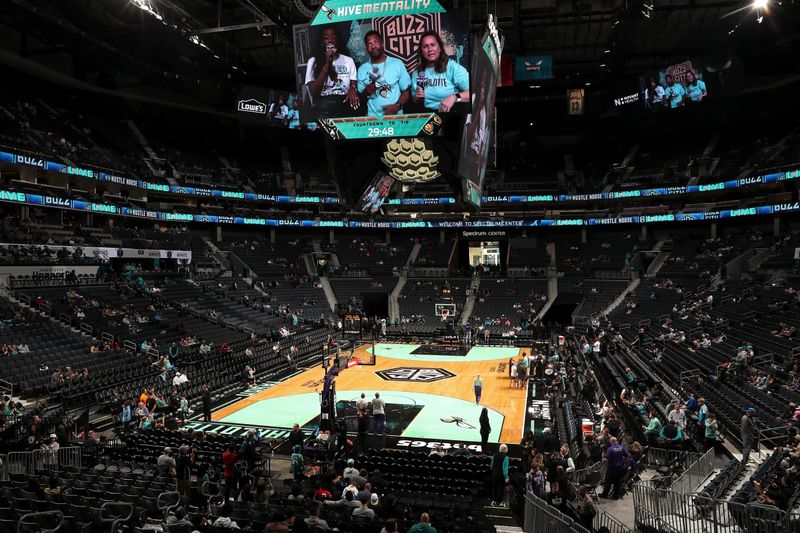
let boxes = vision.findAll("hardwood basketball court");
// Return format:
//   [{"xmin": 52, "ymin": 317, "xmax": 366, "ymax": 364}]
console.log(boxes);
[{"xmin": 211, "ymin": 342, "xmax": 531, "ymax": 444}]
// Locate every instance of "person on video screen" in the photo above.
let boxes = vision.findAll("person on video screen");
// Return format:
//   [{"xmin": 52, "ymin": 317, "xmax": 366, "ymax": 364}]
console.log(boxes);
[
  {"xmin": 411, "ymin": 31, "xmax": 469, "ymax": 113},
  {"xmin": 362, "ymin": 176, "xmax": 393, "ymax": 213},
  {"xmin": 357, "ymin": 31, "xmax": 411, "ymax": 118},
  {"xmin": 462, "ymin": 69, "xmax": 489, "ymax": 180},
  {"xmin": 644, "ymin": 76, "xmax": 665, "ymax": 110},
  {"xmin": 287, "ymin": 99, "xmax": 301, "ymax": 129},
  {"xmin": 684, "ymin": 70, "xmax": 707, "ymax": 103},
  {"xmin": 305, "ymin": 25, "xmax": 360, "ymax": 118},
  {"xmin": 663, "ymin": 74, "xmax": 686, "ymax": 109}
]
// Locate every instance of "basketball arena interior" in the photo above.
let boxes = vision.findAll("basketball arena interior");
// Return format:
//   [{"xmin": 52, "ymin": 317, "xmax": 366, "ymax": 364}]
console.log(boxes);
[{"xmin": 0, "ymin": 1, "xmax": 799, "ymax": 532}]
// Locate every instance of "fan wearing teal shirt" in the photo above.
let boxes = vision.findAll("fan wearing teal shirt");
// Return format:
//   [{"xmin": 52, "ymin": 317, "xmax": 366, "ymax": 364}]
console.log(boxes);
[
  {"xmin": 357, "ymin": 31, "xmax": 411, "ymax": 118},
  {"xmin": 685, "ymin": 70, "xmax": 707, "ymax": 102},
  {"xmin": 663, "ymin": 74, "xmax": 686, "ymax": 109},
  {"xmin": 411, "ymin": 31, "xmax": 470, "ymax": 113}
]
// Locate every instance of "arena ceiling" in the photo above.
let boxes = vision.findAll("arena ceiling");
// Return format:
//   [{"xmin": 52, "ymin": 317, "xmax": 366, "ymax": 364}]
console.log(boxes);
[{"xmin": 2, "ymin": 0, "xmax": 797, "ymax": 95}]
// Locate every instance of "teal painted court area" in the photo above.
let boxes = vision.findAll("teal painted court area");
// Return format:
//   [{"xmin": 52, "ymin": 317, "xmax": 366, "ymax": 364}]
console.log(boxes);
[
  {"xmin": 219, "ymin": 390, "xmax": 505, "ymax": 443},
  {"xmin": 369, "ymin": 343, "xmax": 520, "ymax": 362}
]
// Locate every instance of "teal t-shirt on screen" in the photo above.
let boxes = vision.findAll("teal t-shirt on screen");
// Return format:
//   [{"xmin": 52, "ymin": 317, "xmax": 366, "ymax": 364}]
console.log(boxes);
[
  {"xmin": 665, "ymin": 83, "xmax": 686, "ymax": 108},
  {"xmin": 411, "ymin": 60, "xmax": 470, "ymax": 111},
  {"xmin": 357, "ymin": 56, "xmax": 411, "ymax": 117},
  {"xmin": 686, "ymin": 80, "xmax": 706, "ymax": 102}
]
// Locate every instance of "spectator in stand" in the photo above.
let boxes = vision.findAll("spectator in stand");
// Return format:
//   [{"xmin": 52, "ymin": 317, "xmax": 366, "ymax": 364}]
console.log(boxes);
[
  {"xmin": 213, "ymin": 503, "xmax": 239, "ymax": 528},
  {"xmin": 343, "ymin": 458, "xmax": 359, "ymax": 480},
  {"xmin": 546, "ymin": 480, "xmax": 570, "ymax": 515},
  {"xmin": 408, "ymin": 513, "xmax": 436, "ymax": 533},
  {"xmin": 741, "ymin": 407, "xmax": 757, "ymax": 463},
  {"xmin": 605, "ymin": 413, "xmax": 622, "ymax": 439},
  {"xmin": 305, "ymin": 502, "xmax": 330, "ymax": 530},
  {"xmin": 157, "ymin": 447, "xmax": 175, "ymax": 476},
  {"xmin": 705, "ymin": 412, "xmax": 721, "ymax": 452},
  {"xmin": 559, "ymin": 444, "xmax": 576, "ymax": 474},
  {"xmin": 264, "ymin": 512, "xmax": 289, "ymax": 533},
  {"xmin": 575, "ymin": 486, "xmax": 597, "ymax": 529},
  {"xmin": 380, "ymin": 518, "xmax": 398, "ymax": 533},
  {"xmin": 289, "ymin": 423, "xmax": 304, "ymax": 451},
  {"xmin": 753, "ymin": 475, "xmax": 794, "ymax": 510},
  {"xmin": 120, "ymin": 401, "xmax": 132, "ymax": 431},
  {"xmin": 370, "ymin": 469, "xmax": 386, "ymax": 495},
  {"xmin": 490, "ymin": 443, "xmax": 510, "ymax": 506},
  {"xmin": 668, "ymin": 402, "xmax": 687, "ymax": 431},
  {"xmin": 645, "ymin": 409, "xmax": 662, "ymax": 445},
  {"xmin": 175, "ymin": 445, "xmax": 192, "ymax": 496},
  {"xmin": 600, "ymin": 437, "xmax": 630, "ymax": 500},
  {"xmin": 696, "ymin": 398, "xmax": 708, "ymax": 439},
  {"xmin": 526, "ymin": 454, "xmax": 545, "ymax": 497},
  {"xmin": 686, "ymin": 393, "xmax": 698, "ymax": 412},
  {"xmin": 290, "ymin": 445, "xmax": 306, "ymax": 480},
  {"xmin": 352, "ymin": 494, "xmax": 375, "ymax": 522},
  {"xmin": 540, "ymin": 426, "xmax": 559, "ymax": 454},
  {"xmin": 222, "ymin": 443, "xmax": 239, "ymax": 501}
]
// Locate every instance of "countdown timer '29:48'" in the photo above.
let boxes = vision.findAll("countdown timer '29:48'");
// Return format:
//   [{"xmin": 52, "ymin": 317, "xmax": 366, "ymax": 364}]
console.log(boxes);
[{"xmin": 368, "ymin": 127, "xmax": 395, "ymax": 138}]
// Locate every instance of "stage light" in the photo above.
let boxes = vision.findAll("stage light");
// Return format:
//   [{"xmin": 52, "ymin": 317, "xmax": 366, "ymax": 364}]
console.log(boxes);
[{"xmin": 753, "ymin": 0, "xmax": 768, "ymax": 8}]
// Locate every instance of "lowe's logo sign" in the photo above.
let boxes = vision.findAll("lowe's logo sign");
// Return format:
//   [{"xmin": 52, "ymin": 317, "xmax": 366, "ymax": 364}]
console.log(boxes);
[{"xmin": 237, "ymin": 99, "xmax": 267, "ymax": 114}]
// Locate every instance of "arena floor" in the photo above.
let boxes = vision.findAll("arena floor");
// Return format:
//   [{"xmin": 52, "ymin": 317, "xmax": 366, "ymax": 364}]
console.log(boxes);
[{"xmin": 209, "ymin": 342, "xmax": 531, "ymax": 444}]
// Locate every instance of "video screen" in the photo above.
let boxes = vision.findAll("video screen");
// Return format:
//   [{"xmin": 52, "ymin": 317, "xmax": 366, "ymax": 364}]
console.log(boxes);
[
  {"xmin": 459, "ymin": 32, "xmax": 500, "ymax": 207},
  {"xmin": 359, "ymin": 171, "xmax": 396, "ymax": 214},
  {"xmin": 292, "ymin": 8, "xmax": 470, "ymax": 140},
  {"xmin": 640, "ymin": 60, "xmax": 707, "ymax": 111},
  {"xmin": 266, "ymin": 91, "xmax": 301, "ymax": 128}
]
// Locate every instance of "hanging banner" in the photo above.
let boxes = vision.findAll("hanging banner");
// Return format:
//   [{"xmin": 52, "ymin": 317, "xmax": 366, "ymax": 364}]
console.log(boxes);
[{"xmin": 514, "ymin": 55, "xmax": 553, "ymax": 81}]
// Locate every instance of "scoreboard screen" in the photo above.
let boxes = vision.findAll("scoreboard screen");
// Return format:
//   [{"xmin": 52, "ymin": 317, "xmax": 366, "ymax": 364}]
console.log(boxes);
[
  {"xmin": 293, "ymin": 0, "xmax": 471, "ymax": 140},
  {"xmin": 343, "ymin": 312, "xmax": 363, "ymax": 337}
]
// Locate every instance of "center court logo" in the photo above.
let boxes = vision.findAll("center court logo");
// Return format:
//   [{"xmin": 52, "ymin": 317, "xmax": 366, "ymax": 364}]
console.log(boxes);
[
  {"xmin": 376, "ymin": 367, "xmax": 455, "ymax": 382},
  {"xmin": 237, "ymin": 99, "xmax": 267, "ymax": 114},
  {"xmin": 374, "ymin": 14, "xmax": 442, "ymax": 72}
]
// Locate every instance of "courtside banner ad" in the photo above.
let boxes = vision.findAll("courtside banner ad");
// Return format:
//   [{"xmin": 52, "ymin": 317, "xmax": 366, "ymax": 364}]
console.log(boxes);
[
  {"xmin": 1, "ymin": 149, "xmax": 797, "ymax": 205},
  {"xmin": 0, "ymin": 187, "xmax": 796, "ymax": 228}
]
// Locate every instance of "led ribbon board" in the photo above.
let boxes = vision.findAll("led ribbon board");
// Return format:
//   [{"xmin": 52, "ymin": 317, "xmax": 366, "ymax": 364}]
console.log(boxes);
[{"xmin": 0, "ymin": 187, "xmax": 797, "ymax": 228}]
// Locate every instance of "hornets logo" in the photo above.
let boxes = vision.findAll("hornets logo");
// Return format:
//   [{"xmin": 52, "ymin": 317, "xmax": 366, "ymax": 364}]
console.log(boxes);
[{"xmin": 320, "ymin": 5, "xmax": 335, "ymax": 20}]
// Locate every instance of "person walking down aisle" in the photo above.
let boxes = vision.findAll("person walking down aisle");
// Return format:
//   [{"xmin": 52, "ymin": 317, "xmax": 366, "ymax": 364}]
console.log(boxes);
[
  {"xmin": 490, "ymin": 444, "xmax": 510, "ymax": 506},
  {"xmin": 600, "ymin": 437, "xmax": 630, "ymax": 500},
  {"xmin": 741, "ymin": 407, "xmax": 757, "ymax": 463}
]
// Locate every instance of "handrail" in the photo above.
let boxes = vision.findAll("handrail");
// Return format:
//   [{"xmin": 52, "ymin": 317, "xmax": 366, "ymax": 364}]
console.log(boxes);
[
  {"xmin": 671, "ymin": 447, "xmax": 715, "ymax": 494},
  {"xmin": 0, "ymin": 378, "xmax": 13, "ymax": 397},
  {"xmin": 18, "ymin": 511, "xmax": 63, "ymax": 533}
]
